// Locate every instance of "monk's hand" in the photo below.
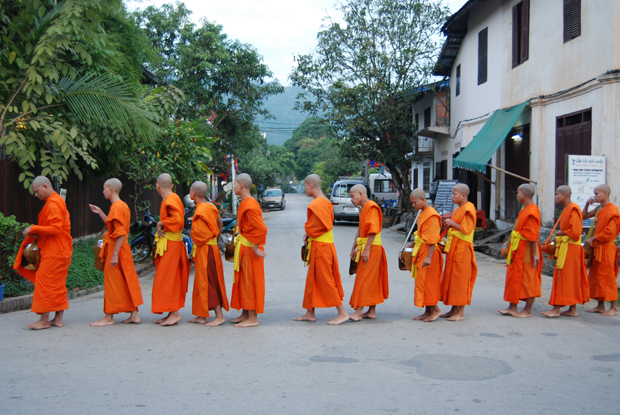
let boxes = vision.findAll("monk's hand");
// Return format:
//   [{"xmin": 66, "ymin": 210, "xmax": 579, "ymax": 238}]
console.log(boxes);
[
  {"xmin": 22, "ymin": 226, "xmax": 32, "ymax": 237},
  {"xmin": 422, "ymin": 254, "xmax": 432, "ymax": 268},
  {"xmin": 555, "ymin": 231, "xmax": 566, "ymax": 237},
  {"xmin": 156, "ymin": 221, "xmax": 165, "ymax": 238},
  {"xmin": 361, "ymin": 248, "xmax": 370, "ymax": 263},
  {"xmin": 252, "ymin": 245, "xmax": 266, "ymax": 258},
  {"xmin": 303, "ymin": 233, "xmax": 308, "ymax": 245},
  {"xmin": 88, "ymin": 204, "xmax": 101, "ymax": 214},
  {"xmin": 584, "ymin": 236, "xmax": 596, "ymax": 248},
  {"xmin": 110, "ymin": 254, "xmax": 119, "ymax": 267},
  {"xmin": 532, "ymin": 254, "xmax": 540, "ymax": 268},
  {"xmin": 587, "ymin": 197, "xmax": 595, "ymax": 205},
  {"xmin": 444, "ymin": 218, "xmax": 456, "ymax": 228},
  {"xmin": 350, "ymin": 247, "xmax": 357, "ymax": 261}
]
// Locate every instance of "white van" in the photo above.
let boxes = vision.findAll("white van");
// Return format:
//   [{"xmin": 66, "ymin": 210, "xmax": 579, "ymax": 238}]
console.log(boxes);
[
  {"xmin": 329, "ymin": 178, "xmax": 367, "ymax": 222},
  {"xmin": 368, "ymin": 173, "xmax": 398, "ymax": 206}
]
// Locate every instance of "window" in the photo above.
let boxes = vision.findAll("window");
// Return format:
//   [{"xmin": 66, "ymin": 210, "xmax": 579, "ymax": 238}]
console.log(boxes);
[
  {"xmin": 564, "ymin": 0, "xmax": 581, "ymax": 42},
  {"xmin": 424, "ymin": 107, "xmax": 431, "ymax": 128},
  {"xmin": 263, "ymin": 190, "xmax": 281, "ymax": 197},
  {"xmin": 512, "ymin": 0, "xmax": 529, "ymax": 68},
  {"xmin": 423, "ymin": 163, "xmax": 431, "ymax": 192},
  {"xmin": 456, "ymin": 64, "xmax": 461, "ymax": 96},
  {"xmin": 415, "ymin": 113, "xmax": 419, "ymax": 130},
  {"xmin": 478, "ymin": 28, "xmax": 488, "ymax": 85},
  {"xmin": 374, "ymin": 180, "xmax": 396, "ymax": 193}
]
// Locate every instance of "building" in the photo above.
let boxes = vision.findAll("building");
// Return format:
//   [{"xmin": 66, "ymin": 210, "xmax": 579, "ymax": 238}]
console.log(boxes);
[{"xmin": 431, "ymin": 0, "xmax": 620, "ymax": 227}]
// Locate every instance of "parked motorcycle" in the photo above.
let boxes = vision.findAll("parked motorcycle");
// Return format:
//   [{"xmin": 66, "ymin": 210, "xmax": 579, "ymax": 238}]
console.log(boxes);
[
  {"xmin": 130, "ymin": 204, "xmax": 156, "ymax": 263},
  {"xmin": 218, "ymin": 217, "xmax": 236, "ymax": 254}
]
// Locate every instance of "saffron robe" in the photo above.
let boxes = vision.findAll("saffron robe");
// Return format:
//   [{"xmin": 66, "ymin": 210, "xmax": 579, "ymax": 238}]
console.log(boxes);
[
  {"xmin": 349, "ymin": 201, "xmax": 389, "ymax": 309},
  {"xmin": 549, "ymin": 202, "xmax": 589, "ymax": 306},
  {"xmin": 231, "ymin": 197, "xmax": 268, "ymax": 313},
  {"xmin": 588, "ymin": 203, "xmax": 620, "ymax": 302},
  {"xmin": 14, "ymin": 192, "xmax": 72, "ymax": 313},
  {"xmin": 302, "ymin": 197, "xmax": 344, "ymax": 309},
  {"xmin": 191, "ymin": 202, "xmax": 229, "ymax": 318},
  {"xmin": 413, "ymin": 207, "xmax": 444, "ymax": 308},
  {"xmin": 503, "ymin": 203, "xmax": 543, "ymax": 303},
  {"xmin": 440, "ymin": 202, "xmax": 478, "ymax": 306},
  {"xmin": 102, "ymin": 200, "xmax": 143, "ymax": 314},
  {"xmin": 152, "ymin": 193, "xmax": 190, "ymax": 313}
]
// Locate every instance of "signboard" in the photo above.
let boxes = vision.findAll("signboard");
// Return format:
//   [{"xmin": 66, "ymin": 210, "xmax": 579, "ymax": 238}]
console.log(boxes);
[
  {"xmin": 433, "ymin": 179, "xmax": 459, "ymax": 215},
  {"xmin": 567, "ymin": 155, "xmax": 606, "ymax": 226}
]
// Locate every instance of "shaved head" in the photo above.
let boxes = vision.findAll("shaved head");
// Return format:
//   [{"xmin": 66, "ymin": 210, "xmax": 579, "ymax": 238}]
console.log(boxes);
[
  {"xmin": 304, "ymin": 174, "xmax": 321, "ymax": 188},
  {"xmin": 350, "ymin": 184, "xmax": 366, "ymax": 194},
  {"xmin": 454, "ymin": 183, "xmax": 470, "ymax": 196},
  {"xmin": 411, "ymin": 188, "xmax": 426, "ymax": 200},
  {"xmin": 105, "ymin": 178, "xmax": 122, "ymax": 193},
  {"xmin": 556, "ymin": 185, "xmax": 572, "ymax": 197},
  {"xmin": 236, "ymin": 173, "xmax": 252, "ymax": 189},
  {"xmin": 518, "ymin": 183, "xmax": 535, "ymax": 199},
  {"xmin": 32, "ymin": 176, "xmax": 52, "ymax": 187},
  {"xmin": 156, "ymin": 173, "xmax": 173, "ymax": 189},
  {"xmin": 596, "ymin": 184, "xmax": 611, "ymax": 196},
  {"xmin": 191, "ymin": 181, "xmax": 208, "ymax": 198}
]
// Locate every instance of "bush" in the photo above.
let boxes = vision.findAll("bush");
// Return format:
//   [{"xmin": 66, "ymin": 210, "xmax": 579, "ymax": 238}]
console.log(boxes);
[
  {"xmin": 65, "ymin": 237, "xmax": 104, "ymax": 292},
  {"xmin": 0, "ymin": 213, "xmax": 33, "ymax": 297}
]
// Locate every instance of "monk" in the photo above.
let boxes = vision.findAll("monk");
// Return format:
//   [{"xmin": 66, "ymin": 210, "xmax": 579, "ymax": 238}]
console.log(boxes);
[
  {"xmin": 408, "ymin": 188, "xmax": 443, "ymax": 322},
  {"xmin": 541, "ymin": 185, "xmax": 589, "ymax": 317},
  {"xmin": 440, "ymin": 183, "xmax": 478, "ymax": 321},
  {"xmin": 498, "ymin": 183, "xmax": 543, "ymax": 318},
  {"xmin": 14, "ymin": 176, "xmax": 72, "ymax": 330},
  {"xmin": 294, "ymin": 174, "xmax": 348, "ymax": 325},
  {"xmin": 230, "ymin": 173, "xmax": 268, "ymax": 328},
  {"xmin": 583, "ymin": 184, "xmax": 620, "ymax": 316},
  {"xmin": 152, "ymin": 173, "xmax": 191, "ymax": 326},
  {"xmin": 187, "ymin": 181, "xmax": 229, "ymax": 326},
  {"xmin": 348, "ymin": 184, "xmax": 389, "ymax": 321},
  {"xmin": 88, "ymin": 178, "xmax": 144, "ymax": 326}
]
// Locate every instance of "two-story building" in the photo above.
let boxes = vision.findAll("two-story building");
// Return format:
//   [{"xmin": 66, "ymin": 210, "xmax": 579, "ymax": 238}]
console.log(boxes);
[{"xmin": 431, "ymin": 0, "xmax": 620, "ymax": 227}]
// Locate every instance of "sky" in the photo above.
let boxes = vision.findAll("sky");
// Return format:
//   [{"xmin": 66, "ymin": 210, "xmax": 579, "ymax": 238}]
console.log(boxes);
[{"xmin": 132, "ymin": 0, "xmax": 469, "ymax": 85}]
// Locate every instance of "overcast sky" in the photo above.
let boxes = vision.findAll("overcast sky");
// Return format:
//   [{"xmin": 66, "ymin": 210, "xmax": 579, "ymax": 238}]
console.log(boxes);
[{"xmin": 133, "ymin": 0, "xmax": 469, "ymax": 85}]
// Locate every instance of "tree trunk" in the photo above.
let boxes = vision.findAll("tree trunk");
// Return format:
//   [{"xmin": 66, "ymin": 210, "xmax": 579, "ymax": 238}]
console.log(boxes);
[{"xmin": 386, "ymin": 161, "xmax": 413, "ymax": 212}]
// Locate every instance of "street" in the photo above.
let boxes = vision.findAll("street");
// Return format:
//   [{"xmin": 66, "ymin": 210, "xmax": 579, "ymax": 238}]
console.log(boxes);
[{"xmin": 2, "ymin": 193, "xmax": 619, "ymax": 415}]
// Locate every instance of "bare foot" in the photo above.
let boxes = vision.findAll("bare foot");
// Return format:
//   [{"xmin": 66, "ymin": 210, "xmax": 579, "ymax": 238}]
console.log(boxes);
[
  {"xmin": 560, "ymin": 309, "xmax": 578, "ymax": 317},
  {"xmin": 440, "ymin": 307, "xmax": 456, "ymax": 318},
  {"xmin": 234, "ymin": 320, "xmax": 259, "ymax": 328},
  {"xmin": 447, "ymin": 314, "xmax": 465, "ymax": 321},
  {"xmin": 121, "ymin": 315, "xmax": 141, "ymax": 324},
  {"xmin": 294, "ymin": 311, "xmax": 316, "ymax": 322},
  {"xmin": 27, "ymin": 320, "xmax": 52, "ymax": 330},
  {"xmin": 349, "ymin": 310, "xmax": 363, "ymax": 321},
  {"xmin": 541, "ymin": 310, "xmax": 561, "ymax": 318},
  {"xmin": 423, "ymin": 307, "xmax": 442, "ymax": 322},
  {"xmin": 160, "ymin": 314, "xmax": 182, "ymax": 326},
  {"xmin": 412, "ymin": 312, "xmax": 430, "ymax": 321},
  {"xmin": 230, "ymin": 313, "xmax": 248, "ymax": 323},
  {"xmin": 361, "ymin": 310, "xmax": 376, "ymax": 319},
  {"xmin": 514, "ymin": 310, "xmax": 532, "ymax": 318},
  {"xmin": 90, "ymin": 317, "xmax": 114, "ymax": 327},
  {"xmin": 327, "ymin": 313, "xmax": 350, "ymax": 325},
  {"xmin": 498, "ymin": 308, "xmax": 516, "ymax": 316},
  {"xmin": 205, "ymin": 316, "xmax": 226, "ymax": 327},
  {"xmin": 50, "ymin": 318, "xmax": 64, "ymax": 328},
  {"xmin": 587, "ymin": 305, "xmax": 606, "ymax": 313},
  {"xmin": 187, "ymin": 317, "xmax": 208, "ymax": 324},
  {"xmin": 602, "ymin": 308, "xmax": 618, "ymax": 317},
  {"xmin": 154, "ymin": 315, "xmax": 167, "ymax": 324}
]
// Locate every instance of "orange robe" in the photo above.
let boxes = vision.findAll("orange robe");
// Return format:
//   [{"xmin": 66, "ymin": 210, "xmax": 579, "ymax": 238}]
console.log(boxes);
[
  {"xmin": 440, "ymin": 202, "xmax": 478, "ymax": 306},
  {"xmin": 549, "ymin": 202, "xmax": 589, "ymax": 306},
  {"xmin": 588, "ymin": 203, "xmax": 620, "ymax": 302},
  {"xmin": 349, "ymin": 201, "xmax": 389, "ymax": 309},
  {"xmin": 302, "ymin": 197, "xmax": 344, "ymax": 309},
  {"xmin": 152, "ymin": 193, "xmax": 190, "ymax": 313},
  {"xmin": 14, "ymin": 192, "xmax": 72, "ymax": 313},
  {"xmin": 231, "ymin": 197, "xmax": 268, "ymax": 313},
  {"xmin": 503, "ymin": 203, "xmax": 543, "ymax": 303},
  {"xmin": 412, "ymin": 207, "xmax": 443, "ymax": 308},
  {"xmin": 191, "ymin": 202, "xmax": 229, "ymax": 318},
  {"xmin": 101, "ymin": 200, "xmax": 143, "ymax": 314}
]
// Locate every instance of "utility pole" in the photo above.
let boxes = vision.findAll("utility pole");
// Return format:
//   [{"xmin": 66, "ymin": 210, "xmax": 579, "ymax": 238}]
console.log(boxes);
[{"xmin": 231, "ymin": 155, "xmax": 237, "ymax": 215}]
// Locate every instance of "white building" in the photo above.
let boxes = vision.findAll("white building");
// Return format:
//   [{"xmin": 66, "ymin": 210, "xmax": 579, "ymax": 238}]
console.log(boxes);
[{"xmin": 431, "ymin": 0, "xmax": 620, "ymax": 226}]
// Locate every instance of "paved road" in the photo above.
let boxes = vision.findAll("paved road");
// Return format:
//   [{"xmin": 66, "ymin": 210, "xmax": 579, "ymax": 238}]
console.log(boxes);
[{"xmin": 2, "ymin": 194, "xmax": 619, "ymax": 415}]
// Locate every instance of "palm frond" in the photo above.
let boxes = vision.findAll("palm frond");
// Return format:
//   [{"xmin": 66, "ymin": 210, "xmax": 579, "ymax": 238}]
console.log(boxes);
[{"xmin": 58, "ymin": 73, "xmax": 161, "ymax": 140}]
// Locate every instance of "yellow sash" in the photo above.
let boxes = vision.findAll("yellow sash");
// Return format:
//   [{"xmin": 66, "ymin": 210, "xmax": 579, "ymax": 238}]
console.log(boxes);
[
  {"xmin": 554, "ymin": 235, "xmax": 582, "ymax": 269},
  {"xmin": 191, "ymin": 237, "xmax": 218, "ymax": 258},
  {"xmin": 409, "ymin": 232, "xmax": 425, "ymax": 280},
  {"xmin": 506, "ymin": 231, "xmax": 529, "ymax": 265},
  {"xmin": 355, "ymin": 232, "xmax": 382, "ymax": 263},
  {"xmin": 305, "ymin": 229, "xmax": 334, "ymax": 265},
  {"xmin": 154, "ymin": 231, "xmax": 183, "ymax": 258},
  {"xmin": 233, "ymin": 234, "xmax": 255, "ymax": 278},
  {"xmin": 444, "ymin": 228, "xmax": 474, "ymax": 253}
]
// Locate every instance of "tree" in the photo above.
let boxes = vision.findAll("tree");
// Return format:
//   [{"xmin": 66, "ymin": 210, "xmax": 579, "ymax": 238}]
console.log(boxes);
[
  {"xmin": 290, "ymin": 0, "xmax": 449, "ymax": 210},
  {"xmin": 0, "ymin": 0, "xmax": 162, "ymax": 188}
]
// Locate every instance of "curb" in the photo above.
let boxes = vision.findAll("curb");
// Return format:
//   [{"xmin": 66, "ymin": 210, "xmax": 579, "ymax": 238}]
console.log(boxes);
[{"xmin": 0, "ymin": 262, "xmax": 156, "ymax": 314}]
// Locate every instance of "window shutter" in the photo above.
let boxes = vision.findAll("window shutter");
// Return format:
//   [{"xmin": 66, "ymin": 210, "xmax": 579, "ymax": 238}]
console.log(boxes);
[
  {"xmin": 456, "ymin": 64, "xmax": 461, "ymax": 96},
  {"xmin": 512, "ymin": 5, "xmax": 519, "ymax": 68},
  {"xmin": 415, "ymin": 113, "xmax": 419, "ymax": 130},
  {"xmin": 478, "ymin": 28, "xmax": 488, "ymax": 85},
  {"xmin": 564, "ymin": 0, "xmax": 581, "ymax": 42},
  {"xmin": 521, "ymin": 0, "xmax": 529, "ymax": 62}
]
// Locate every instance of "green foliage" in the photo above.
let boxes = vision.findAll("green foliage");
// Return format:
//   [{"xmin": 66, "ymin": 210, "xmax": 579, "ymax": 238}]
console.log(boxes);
[
  {"xmin": 290, "ymin": 0, "xmax": 449, "ymax": 210},
  {"xmin": 0, "ymin": 212, "xmax": 31, "ymax": 297},
  {"xmin": 65, "ymin": 237, "xmax": 104, "ymax": 292}
]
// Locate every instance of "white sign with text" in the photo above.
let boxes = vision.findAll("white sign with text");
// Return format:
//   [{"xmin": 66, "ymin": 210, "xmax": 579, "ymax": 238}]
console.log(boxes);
[{"xmin": 567, "ymin": 155, "xmax": 606, "ymax": 225}]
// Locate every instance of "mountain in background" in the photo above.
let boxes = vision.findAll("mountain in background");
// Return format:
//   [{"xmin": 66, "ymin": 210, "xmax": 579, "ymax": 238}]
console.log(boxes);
[{"xmin": 256, "ymin": 85, "xmax": 308, "ymax": 146}]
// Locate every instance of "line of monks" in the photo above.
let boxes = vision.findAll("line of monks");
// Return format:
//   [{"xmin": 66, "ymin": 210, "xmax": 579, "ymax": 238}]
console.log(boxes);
[{"xmin": 13, "ymin": 174, "xmax": 619, "ymax": 330}]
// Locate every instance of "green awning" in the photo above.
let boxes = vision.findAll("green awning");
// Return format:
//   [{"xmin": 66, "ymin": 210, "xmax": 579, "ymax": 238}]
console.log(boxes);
[{"xmin": 453, "ymin": 102, "xmax": 528, "ymax": 173}]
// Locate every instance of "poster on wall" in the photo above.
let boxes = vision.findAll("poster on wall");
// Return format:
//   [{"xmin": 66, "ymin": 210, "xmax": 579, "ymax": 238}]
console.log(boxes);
[
  {"xmin": 567, "ymin": 155, "xmax": 606, "ymax": 226},
  {"xmin": 434, "ymin": 179, "xmax": 459, "ymax": 215}
]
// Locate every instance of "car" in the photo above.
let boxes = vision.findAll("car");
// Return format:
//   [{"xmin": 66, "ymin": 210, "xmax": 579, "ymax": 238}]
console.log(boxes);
[
  {"xmin": 261, "ymin": 188, "xmax": 286, "ymax": 210},
  {"xmin": 329, "ymin": 178, "xmax": 369, "ymax": 222}
]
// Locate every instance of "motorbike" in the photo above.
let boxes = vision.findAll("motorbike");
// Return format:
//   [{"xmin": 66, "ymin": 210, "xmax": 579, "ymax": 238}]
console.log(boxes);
[
  {"xmin": 218, "ymin": 217, "xmax": 236, "ymax": 254},
  {"xmin": 130, "ymin": 204, "xmax": 156, "ymax": 263}
]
